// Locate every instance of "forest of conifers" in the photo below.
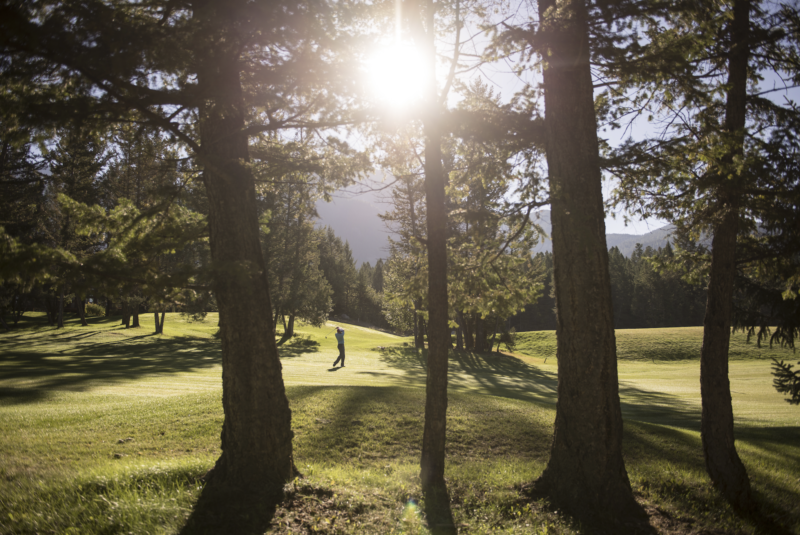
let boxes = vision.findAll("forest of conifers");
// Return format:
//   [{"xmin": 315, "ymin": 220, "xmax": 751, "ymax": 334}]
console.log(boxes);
[{"xmin": 1, "ymin": 0, "xmax": 799, "ymax": 528}]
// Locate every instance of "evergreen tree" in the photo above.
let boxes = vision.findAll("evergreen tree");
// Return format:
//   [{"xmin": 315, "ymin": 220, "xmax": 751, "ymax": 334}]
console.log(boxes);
[
  {"xmin": 496, "ymin": 0, "xmax": 646, "ymax": 524},
  {"xmin": 46, "ymin": 127, "xmax": 106, "ymax": 327},
  {"xmin": 317, "ymin": 227, "xmax": 359, "ymax": 318},
  {"xmin": 0, "ymin": 0, "xmax": 369, "ymax": 504},
  {"xmin": 447, "ymin": 81, "xmax": 543, "ymax": 352},
  {"xmin": 606, "ymin": 0, "xmax": 800, "ymax": 508},
  {"xmin": 261, "ymin": 180, "xmax": 333, "ymax": 340},
  {"xmin": 0, "ymin": 126, "xmax": 46, "ymax": 329}
]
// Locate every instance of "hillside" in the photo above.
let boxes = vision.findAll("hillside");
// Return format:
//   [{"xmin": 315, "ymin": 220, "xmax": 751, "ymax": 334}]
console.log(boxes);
[{"xmin": 316, "ymin": 195, "xmax": 677, "ymax": 264}]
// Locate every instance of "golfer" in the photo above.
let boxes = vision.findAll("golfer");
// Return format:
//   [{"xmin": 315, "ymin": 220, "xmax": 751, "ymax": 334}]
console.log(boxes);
[{"xmin": 333, "ymin": 327, "xmax": 346, "ymax": 367}]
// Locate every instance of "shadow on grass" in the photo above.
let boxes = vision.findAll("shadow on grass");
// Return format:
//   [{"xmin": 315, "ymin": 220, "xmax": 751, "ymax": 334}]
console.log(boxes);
[
  {"xmin": 0, "ymin": 333, "xmax": 221, "ymax": 405},
  {"xmin": 373, "ymin": 347, "xmax": 705, "ymax": 431},
  {"xmin": 624, "ymin": 420, "xmax": 799, "ymax": 535},
  {"xmin": 276, "ymin": 335, "xmax": 321, "ymax": 358},
  {"xmin": 179, "ymin": 487, "xmax": 280, "ymax": 535},
  {"xmin": 423, "ymin": 482, "xmax": 457, "ymax": 535},
  {"xmin": 286, "ymin": 385, "xmax": 556, "ymax": 467},
  {"xmin": 372, "ymin": 347, "xmax": 559, "ymax": 403}
]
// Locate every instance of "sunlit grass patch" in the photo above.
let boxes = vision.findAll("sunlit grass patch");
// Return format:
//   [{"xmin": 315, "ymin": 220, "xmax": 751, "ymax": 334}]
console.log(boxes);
[
  {"xmin": 514, "ymin": 326, "xmax": 799, "ymax": 363},
  {"xmin": 1, "ymin": 317, "xmax": 799, "ymax": 534}
]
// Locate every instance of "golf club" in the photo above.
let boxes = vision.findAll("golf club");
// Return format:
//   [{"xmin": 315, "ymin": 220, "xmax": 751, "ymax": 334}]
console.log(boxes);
[{"xmin": 325, "ymin": 326, "xmax": 337, "ymax": 338}]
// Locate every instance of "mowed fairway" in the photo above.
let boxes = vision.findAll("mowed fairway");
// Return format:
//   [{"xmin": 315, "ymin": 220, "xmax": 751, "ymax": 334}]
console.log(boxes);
[{"xmin": 1, "ymin": 314, "xmax": 799, "ymax": 534}]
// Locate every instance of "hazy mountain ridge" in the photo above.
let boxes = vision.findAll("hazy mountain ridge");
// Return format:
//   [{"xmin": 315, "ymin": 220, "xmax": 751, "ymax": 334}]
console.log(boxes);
[
  {"xmin": 314, "ymin": 193, "xmax": 391, "ymax": 266},
  {"xmin": 315, "ymin": 202, "xmax": 676, "ymax": 266},
  {"xmin": 530, "ymin": 210, "xmax": 674, "ymax": 257}
]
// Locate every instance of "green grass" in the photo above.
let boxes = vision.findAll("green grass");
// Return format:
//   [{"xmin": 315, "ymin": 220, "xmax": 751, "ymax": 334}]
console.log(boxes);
[
  {"xmin": 514, "ymin": 326, "xmax": 800, "ymax": 363},
  {"xmin": 1, "ymin": 313, "xmax": 799, "ymax": 534}
]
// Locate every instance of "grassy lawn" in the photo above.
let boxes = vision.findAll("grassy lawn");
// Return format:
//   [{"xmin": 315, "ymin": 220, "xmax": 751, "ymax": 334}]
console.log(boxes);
[{"xmin": 1, "ymin": 313, "xmax": 798, "ymax": 534}]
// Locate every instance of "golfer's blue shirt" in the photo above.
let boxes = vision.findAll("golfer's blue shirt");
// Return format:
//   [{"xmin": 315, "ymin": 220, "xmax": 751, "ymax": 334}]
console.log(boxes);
[{"xmin": 335, "ymin": 331, "xmax": 344, "ymax": 344}]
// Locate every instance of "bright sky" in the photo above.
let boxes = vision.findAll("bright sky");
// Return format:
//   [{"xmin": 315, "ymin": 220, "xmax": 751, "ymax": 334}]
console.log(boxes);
[{"xmin": 358, "ymin": 3, "xmax": 800, "ymax": 237}]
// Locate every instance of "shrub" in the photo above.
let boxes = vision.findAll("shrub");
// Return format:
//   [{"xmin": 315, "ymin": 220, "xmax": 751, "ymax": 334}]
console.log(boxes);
[
  {"xmin": 85, "ymin": 302, "xmax": 105, "ymax": 317},
  {"xmin": 499, "ymin": 326, "xmax": 517, "ymax": 353}
]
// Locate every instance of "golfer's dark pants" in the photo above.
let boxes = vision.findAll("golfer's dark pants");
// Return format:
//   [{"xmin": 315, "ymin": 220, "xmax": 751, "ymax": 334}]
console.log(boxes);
[{"xmin": 334, "ymin": 344, "xmax": 345, "ymax": 366}]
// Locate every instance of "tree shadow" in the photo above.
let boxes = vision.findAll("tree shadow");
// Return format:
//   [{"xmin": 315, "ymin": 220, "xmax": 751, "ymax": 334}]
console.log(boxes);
[
  {"xmin": 179, "ymin": 486, "xmax": 280, "ymax": 535},
  {"xmin": 373, "ymin": 347, "xmax": 707, "ymax": 432},
  {"xmin": 372, "ymin": 347, "xmax": 559, "ymax": 403},
  {"xmin": 276, "ymin": 335, "xmax": 321, "ymax": 358},
  {"xmin": 623, "ymin": 420, "xmax": 800, "ymax": 535},
  {"xmin": 423, "ymin": 482, "xmax": 457, "ymax": 535},
  {"xmin": 617, "ymin": 382, "xmax": 702, "ymax": 431},
  {"xmin": 0, "ymin": 334, "xmax": 221, "ymax": 405}
]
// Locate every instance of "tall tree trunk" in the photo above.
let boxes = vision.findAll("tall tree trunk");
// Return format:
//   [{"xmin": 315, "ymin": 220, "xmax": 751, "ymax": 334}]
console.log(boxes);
[
  {"xmin": 286, "ymin": 314, "xmax": 295, "ymax": 338},
  {"xmin": 57, "ymin": 285, "xmax": 64, "ymax": 329},
  {"xmin": 154, "ymin": 311, "xmax": 161, "ymax": 334},
  {"xmin": 700, "ymin": 0, "xmax": 754, "ymax": 511},
  {"xmin": 193, "ymin": 0, "xmax": 294, "ymax": 497},
  {"xmin": 105, "ymin": 297, "xmax": 112, "ymax": 317},
  {"xmin": 532, "ymin": 0, "xmax": 642, "ymax": 524},
  {"xmin": 474, "ymin": 314, "xmax": 486, "ymax": 352},
  {"xmin": 45, "ymin": 296, "xmax": 56, "ymax": 325},
  {"xmin": 419, "ymin": 0, "xmax": 449, "ymax": 490},
  {"xmin": 131, "ymin": 296, "xmax": 140, "ymax": 327},
  {"xmin": 455, "ymin": 312, "xmax": 464, "ymax": 351},
  {"xmin": 273, "ymin": 307, "xmax": 281, "ymax": 336},
  {"xmin": 121, "ymin": 301, "xmax": 130, "ymax": 328},
  {"xmin": 415, "ymin": 303, "xmax": 426, "ymax": 349},
  {"xmin": 78, "ymin": 298, "xmax": 88, "ymax": 326},
  {"xmin": 159, "ymin": 311, "xmax": 165, "ymax": 334},
  {"xmin": 12, "ymin": 293, "xmax": 25, "ymax": 324},
  {"xmin": 413, "ymin": 301, "xmax": 421, "ymax": 348}
]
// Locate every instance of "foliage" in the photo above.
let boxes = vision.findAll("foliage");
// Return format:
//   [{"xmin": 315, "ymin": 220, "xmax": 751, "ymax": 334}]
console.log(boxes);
[
  {"xmin": 84, "ymin": 302, "xmax": 105, "ymax": 317},
  {"xmin": 771, "ymin": 359, "xmax": 800, "ymax": 405},
  {"xmin": 498, "ymin": 326, "xmax": 517, "ymax": 353}
]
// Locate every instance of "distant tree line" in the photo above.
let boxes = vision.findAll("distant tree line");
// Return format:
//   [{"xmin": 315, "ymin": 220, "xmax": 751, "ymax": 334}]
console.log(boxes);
[
  {"xmin": 510, "ymin": 244, "xmax": 708, "ymax": 332},
  {"xmin": 0, "ymin": 122, "xmax": 386, "ymax": 337}
]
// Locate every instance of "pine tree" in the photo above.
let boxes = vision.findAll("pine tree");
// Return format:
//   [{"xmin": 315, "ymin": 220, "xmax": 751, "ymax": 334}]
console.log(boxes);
[
  {"xmin": 46, "ymin": 127, "xmax": 106, "ymax": 327},
  {"xmin": 494, "ymin": 0, "xmax": 646, "ymax": 524},
  {"xmin": 606, "ymin": 0, "xmax": 800, "ymax": 509},
  {"xmin": 0, "ymin": 0, "xmax": 369, "ymax": 505}
]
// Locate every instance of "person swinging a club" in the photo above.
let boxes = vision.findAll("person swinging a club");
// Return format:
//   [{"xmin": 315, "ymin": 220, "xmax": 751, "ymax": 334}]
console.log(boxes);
[{"xmin": 332, "ymin": 327, "xmax": 345, "ymax": 367}]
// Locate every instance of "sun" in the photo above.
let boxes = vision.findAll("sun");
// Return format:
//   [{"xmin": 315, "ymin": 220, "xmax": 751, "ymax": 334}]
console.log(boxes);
[{"xmin": 365, "ymin": 43, "xmax": 428, "ymax": 110}]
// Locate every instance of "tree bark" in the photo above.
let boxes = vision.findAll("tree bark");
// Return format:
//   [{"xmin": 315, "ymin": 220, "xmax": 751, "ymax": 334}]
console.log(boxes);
[
  {"xmin": 286, "ymin": 314, "xmax": 295, "ymax": 338},
  {"xmin": 12, "ymin": 293, "xmax": 25, "ymax": 324},
  {"xmin": 154, "ymin": 312, "xmax": 161, "ymax": 334},
  {"xmin": 57, "ymin": 285, "xmax": 64, "ymax": 329},
  {"xmin": 45, "ymin": 296, "xmax": 56, "ymax": 325},
  {"xmin": 131, "ymin": 295, "xmax": 140, "ymax": 327},
  {"xmin": 700, "ymin": 0, "xmax": 754, "ymax": 511},
  {"xmin": 462, "ymin": 310, "xmax": 474, "ymax": 350},
  {"xmin": 532, "ymin": 0, "xmax": 642, "ymax": 525},
  {"xmin": 455, "ymin": 312, "xmax": 464, "ymax": 351},
  {"xmin": 121, "ymin": 301, "xmax": 130, "ymax": 328},
  {"xmin": 415, "ymin": 306, "xmax": 426, "ymax": 349},
  {"xmin": 419, "ymin": 0, "xmax": 449, "ymax": 488},
  {"xmin": 78, "ymin": 298, "xmax": 88, "ymax": 326},
  {"xmin": 193, "ymin": 0, "xmax": 294, "ymax": 497},
  {"xmin": 159, "ymin": 311, "xmax": 165, "ymax": 334},
  {"xmin": 474, "ymin": 314, "xmax": 486, "ymax": 352}
]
